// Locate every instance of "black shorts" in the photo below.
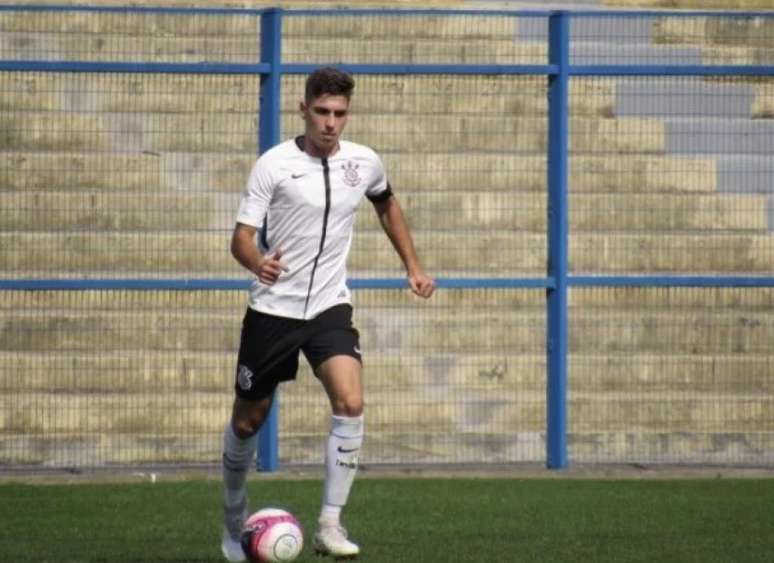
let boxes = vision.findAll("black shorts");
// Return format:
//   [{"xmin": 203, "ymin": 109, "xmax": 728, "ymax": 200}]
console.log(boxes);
[{"xmin": 234, "ymin": 304, "xmax": 362, "ymax": 401}]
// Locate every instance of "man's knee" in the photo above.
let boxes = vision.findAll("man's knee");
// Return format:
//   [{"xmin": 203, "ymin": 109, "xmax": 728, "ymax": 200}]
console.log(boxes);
[
  {"xmin": 331, "ymin": 396, "xmax": 363, "ymax": 418},
  {"xmin": 231, "ymin": 395, "xmax": 274, "ymax": 438},
  {"xmin": 231, "ymin": 417, "xmax": 259, "ymax": 439}
]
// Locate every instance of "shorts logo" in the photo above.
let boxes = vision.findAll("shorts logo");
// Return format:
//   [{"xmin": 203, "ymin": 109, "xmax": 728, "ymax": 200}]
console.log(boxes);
[
  {"xmin": 353, "ymin": 345, "xmax": 361, "ymax": 355},
  {"xmin": 342, "ymin": 161, "xmax": 361, "ymax": 187},
  {"xmin": 237, "ymin": 364, "xmax": 254, "ymax": 390}
]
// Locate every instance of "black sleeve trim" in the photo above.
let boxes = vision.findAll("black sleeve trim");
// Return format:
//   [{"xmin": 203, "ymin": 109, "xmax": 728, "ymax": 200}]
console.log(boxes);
[{"xmin": 367, "ymin": 183, "xmax": 394, "ymax": 204}]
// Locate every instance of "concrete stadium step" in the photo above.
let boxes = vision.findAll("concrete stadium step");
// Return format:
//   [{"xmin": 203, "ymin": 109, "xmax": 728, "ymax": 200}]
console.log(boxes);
[
  {"xmin": 2, "ymin": 350, "xmax": 772, "ymax": 395},
  {"xmin": 0, "ymin": 9, "xmax": 521, "ymax": 40},
  {"xmin": 381, "ymin": 152, "xmax": 717, "ymax": 193},
  {"xmin": 718, "ymin": 155, "xmax": 774, "ymax": 196},
  {"xmin": 652, "ymin": 14, "xmax": 774, "ymax": 51},
  {"xmin": 0, "ymin": 231, "xmax": 242, "ymax": 276},
  {"xmin": 753, "ymin": 84, "xmax": 774, "ymax": 119},
  {"xmin": 701, "ymin": 46, "xmax": 774, "ymax": 66},
  {"xmin": 2, "ymin": 307, "xmax": 773, "ymax": 354},
  {"xmin": 334, "ymin": 116, "xmax": 667, "ymax": 154},
  {"xmin": 0, "ymin": 308, "xmax": 544, "ymax": 353},
  {"xmin": 0, "ymin": 191, "xmax": 236, "ymax": 231},
  {"xmin": 571, "ymin": 41, "xmax": 703, "ymax": 66},
  {"xmin": 0, "ymin": 350, "xmax": 236, "ymax": 393},
  {"xmin": 346, "ymin": 229, "xmax": 736, "ymax": 274},
  {"xmin": 0, "ymin": 30, "xmax": 544, "ymax": 65},
  {"xmin": 615, "ymin": 80, "xmax": 755, "ymax": 119},
  {"xmin": 529, "ymin": 14, "xmax": 774, "ymax": 64},
  {"xmin": 5, "ymin": 190, "xmax": 761, "ymax": 233},
  {"xmin": 0, "ymin": 150, "xmax": 718, "ymax": 194},
  {"xmin": 2, "ymin": 230, "xmax": 772, "ymax": 275},
  {"xmin": 604, "ymin": 0, "xmax": 773, "ymax": 9},
  {"xmin": 362, "ymin": 191, "xmax": 768, "ymax": 232},
  {"xmin": 384, "ymin": 153, "xmax": 719, "ymax": 193},
  {"xmin": 0, "ymin": 111, "xmax": 257, "ymax": 153},
  {"xmin": 1, "ymin": 111, "xmax": 665, "ymax": 153},
  {"xmin": 0, "ymin": 8, "xmax": 261, "ymax": 36},
  {"xmin": 4, "ymin": 428, "xmax": 772, "ymax": 466},
  {"xmin": 0, "ymin": 30, "xmax": 260, "ymax": 63},
  {"xmin": 3, "ymin": 389, "xmax": 771, "ymax": 436},
  {"xmin": 2, "ymin": 285, "xmax": 771, "ymax": 314},
  {"xmin": 283, "ymin": 37, "xmax": 546, "ymax": 65},
  {"xmin": 0, "ymin": 151, "xmax": 253, "ymax": 192},
  {"xmin": 0, "ymin": 73, "xmax": 261, "ymax": 114},
  {"xmin": 7, "ymin": 287, "xmax": 774, "ymax": 312},
  {"xmin": 570, "ymin": 285, "xmax": 774, "ymax": 311},
  {"xmin": 666, "ymin": 119, "xmax": 774, "ymax": 156},
  {"xmin": 318, "ymin": 74, "xmax": 550, "ymax": 116},
  {"xmin": 1, "ymin": 73, "xmax": 612, "ymax": 118},
  {"xmin": 283, "ymin": 12, "xmax": 519, "ymax": 40}
]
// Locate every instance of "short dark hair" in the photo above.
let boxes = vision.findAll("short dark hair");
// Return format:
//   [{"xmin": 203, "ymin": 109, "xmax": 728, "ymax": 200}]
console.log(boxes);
[{"xmin": 305, "ymin": 67, "xmax": 355, "ymax": 103}]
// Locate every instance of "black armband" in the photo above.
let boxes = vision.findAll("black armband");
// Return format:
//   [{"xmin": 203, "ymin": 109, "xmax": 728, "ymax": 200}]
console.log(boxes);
[{"xmin": 367, "ymin": 183, "xmax": 394, "ymax": 203}]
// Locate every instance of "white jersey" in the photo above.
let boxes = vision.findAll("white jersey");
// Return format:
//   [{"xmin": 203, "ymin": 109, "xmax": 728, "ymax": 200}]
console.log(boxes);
[{"xmin": 235, "ymin": 136, "xmax": 392, "ymax": 320}]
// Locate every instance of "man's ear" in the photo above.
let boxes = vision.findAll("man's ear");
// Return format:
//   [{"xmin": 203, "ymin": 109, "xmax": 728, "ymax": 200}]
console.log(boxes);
[{"xmin": 299, "ymin": 101, "xmax": 307, "ymax": 120}]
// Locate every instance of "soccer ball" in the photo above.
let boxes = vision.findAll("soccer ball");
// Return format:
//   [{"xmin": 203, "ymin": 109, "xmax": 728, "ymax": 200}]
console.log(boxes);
[{"xmin": 240, "ymin": 507, "xmax": 304, "ymax": 563}]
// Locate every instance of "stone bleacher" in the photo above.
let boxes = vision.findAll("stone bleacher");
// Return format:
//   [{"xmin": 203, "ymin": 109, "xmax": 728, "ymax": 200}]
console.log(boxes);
[{"xmin": 0, "ymin": 6, "xmax": 772, "ymax": 467}]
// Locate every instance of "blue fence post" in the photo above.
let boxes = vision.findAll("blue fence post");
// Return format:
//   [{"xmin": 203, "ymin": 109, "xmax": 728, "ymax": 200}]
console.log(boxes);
[
  {"xmin": 546, "ymin": 11, "xmax": 570, "ymax": 470},
  {"xmin": 256, "ymin": 7, "xmax": 282, "ymax": 473}
]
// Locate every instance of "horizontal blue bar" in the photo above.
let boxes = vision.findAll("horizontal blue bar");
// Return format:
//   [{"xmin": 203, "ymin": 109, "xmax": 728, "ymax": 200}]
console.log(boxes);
[
  {"xmin": 0, "ymin": 61, "xmax": 270, "ymax": 74},
  {"xmin": 5, "ymin": 276, "xmax": 774, "ymax": 290},
  {"xmin": 0, "ymin": 279, "xmax": 249, "ymax": 291},
  {"xmin": 0, "ymin": 278, "xmax": 554, "ymax": 291},
  {"xmin": 281, "ymin": 64, "xmax": 557, "ymax": 76},
  {"xmin": 3, "ymin": 5, "xmax": 773, "ymax": 18},
  {"xmin": 285, "ymin": 8, "xmax": 550, "ymax": 17},
  {"xmin": 4, "ymin": 61, "xmax": 771, "ymax": 78},
  {"xmin": 570, "ymin": 65, "xmax": 774, "ymax": 77},
  {"xmin": 569, "ymin": 276, "xmax": 774, "ymax": 288},
  {"xmin": 352, "ymin": 278, "xmax": 554, "ymax": 289}
]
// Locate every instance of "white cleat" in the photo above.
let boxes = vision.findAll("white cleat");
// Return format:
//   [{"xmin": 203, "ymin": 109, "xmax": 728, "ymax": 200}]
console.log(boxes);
[
  {"xmin": 221, "ymin": 498, "xmax": 248, "ymax": 562},
  {"xmin": 221, "ymin": 528, "xmax": 246, "ymax": 562},
  {"xmin": 312, "ymin": 524, "xmax": 360, "ymax": 560}
]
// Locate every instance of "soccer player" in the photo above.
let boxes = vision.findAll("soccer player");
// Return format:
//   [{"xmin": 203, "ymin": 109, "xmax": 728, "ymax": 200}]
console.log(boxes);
[{"xmin": 220, "ymin": 67, "xmax": 435, "ymax": 562}]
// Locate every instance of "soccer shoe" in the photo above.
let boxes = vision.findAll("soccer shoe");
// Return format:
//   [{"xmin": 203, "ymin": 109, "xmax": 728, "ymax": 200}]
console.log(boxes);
[
  {"xmin": 221, "ymin": 497, "xmax": 248, "ymax": 562},
  {"xmin": 312, "ymin": 523, "xmax": 360, "ymax": 560}
]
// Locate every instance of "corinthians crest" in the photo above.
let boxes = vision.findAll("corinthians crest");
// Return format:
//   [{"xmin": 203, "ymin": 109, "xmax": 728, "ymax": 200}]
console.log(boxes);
[
  {"xmin": 237, "ymin": 364, "xmax": 254, "ymax": 390},
  {"xmin": 342, "ymin": 161, "xmax": 361, "ymax": 187}
]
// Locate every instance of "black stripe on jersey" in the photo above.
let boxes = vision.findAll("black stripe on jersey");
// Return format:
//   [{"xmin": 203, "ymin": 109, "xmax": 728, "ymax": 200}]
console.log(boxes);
[
  {"xmin": 259, "ymin": 215, "xmax": 269, "ymax": 253},
  {"xmin": 367, "ymin": 182, "xmax": 394, "ymax": 203},
  {"xmin": 304, "ymin": 156, "xmax": 332, "ymax": 318}
]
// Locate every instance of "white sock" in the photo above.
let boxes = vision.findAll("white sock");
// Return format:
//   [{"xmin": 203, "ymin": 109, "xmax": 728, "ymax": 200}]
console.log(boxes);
[
  {"xmin": 222, "ymin": 422, "xmax": 256, "ymax": 508},
  {"xmin": 320, "ymin": 414, "xmax": 363, "ymax": 524}
]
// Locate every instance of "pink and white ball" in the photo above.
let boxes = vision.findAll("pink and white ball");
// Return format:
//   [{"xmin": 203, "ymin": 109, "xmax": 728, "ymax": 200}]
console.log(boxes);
[{"xmin": 240, "ymin": 508, "xmax": 304, "ymax": 563}]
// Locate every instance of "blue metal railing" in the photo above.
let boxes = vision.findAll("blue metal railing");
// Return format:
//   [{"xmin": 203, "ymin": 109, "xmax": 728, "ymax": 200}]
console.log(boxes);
[{"xmin": 2, "ymin": 5, "xmax": 774, "ymax": 470}]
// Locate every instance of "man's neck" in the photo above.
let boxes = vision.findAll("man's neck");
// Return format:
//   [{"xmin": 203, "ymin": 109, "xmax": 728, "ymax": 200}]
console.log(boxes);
[{"xmin": 298, "ymin": 135, "xmax": 339, "ymax": 159}]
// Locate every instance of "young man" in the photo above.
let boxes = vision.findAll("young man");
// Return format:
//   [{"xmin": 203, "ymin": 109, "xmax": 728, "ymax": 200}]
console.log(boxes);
[{"xmin": 221, "ymin": 67, "xmax": 435, "ymax": 562}]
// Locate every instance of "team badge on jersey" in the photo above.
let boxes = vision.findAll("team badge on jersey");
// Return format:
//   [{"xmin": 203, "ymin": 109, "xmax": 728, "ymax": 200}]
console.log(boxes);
[
  {"xmin": 237, "ymin": 364, "xmax": 254, "ymax": 390},
  {"xmin": 342, "ymin": 161, "xmax": 361, "ymax": 187}
]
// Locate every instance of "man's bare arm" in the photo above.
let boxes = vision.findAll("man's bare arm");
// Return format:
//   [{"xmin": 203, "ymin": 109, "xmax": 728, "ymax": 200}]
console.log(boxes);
[{"xmin": 372, "ymin": 196, "xmax": 435, "ymax": 298}]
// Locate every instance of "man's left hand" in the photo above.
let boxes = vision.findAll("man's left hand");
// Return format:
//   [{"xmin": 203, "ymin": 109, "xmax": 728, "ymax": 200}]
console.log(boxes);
[{"xmin": 409, "ymin": 272, "xmax": 435, "ymax": 299}]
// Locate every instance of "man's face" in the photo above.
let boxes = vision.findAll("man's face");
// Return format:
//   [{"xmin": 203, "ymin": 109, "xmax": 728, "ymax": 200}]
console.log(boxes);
[{"xmin": 300, "ymin": 94, "xmax": 350, "ymax": 156}]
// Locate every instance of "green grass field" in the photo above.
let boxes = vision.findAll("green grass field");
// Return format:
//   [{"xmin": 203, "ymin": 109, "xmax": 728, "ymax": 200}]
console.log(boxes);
[{"xmin": 2, "ymin": 476, "xmax": 774, "ymax": 562}]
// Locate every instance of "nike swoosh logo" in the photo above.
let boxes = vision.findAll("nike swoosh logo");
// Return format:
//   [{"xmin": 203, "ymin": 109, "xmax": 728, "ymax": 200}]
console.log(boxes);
[
  {"xmin": 353, "ymin": 346, "xmax": 361, "ymax": 355},
  {"xmin": 337, "ymin": 446, "xmax": 359, "ymax": 453},
  {"xmin": 291, "ymin": 172, "xmax": 306, "ymax": 179}
]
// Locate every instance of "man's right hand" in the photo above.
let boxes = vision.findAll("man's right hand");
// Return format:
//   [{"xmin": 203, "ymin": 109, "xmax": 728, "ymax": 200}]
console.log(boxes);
[{"xmin": 256, "ymin": 248, "xmax": 290, "ymax": 285}]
